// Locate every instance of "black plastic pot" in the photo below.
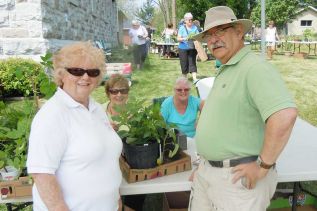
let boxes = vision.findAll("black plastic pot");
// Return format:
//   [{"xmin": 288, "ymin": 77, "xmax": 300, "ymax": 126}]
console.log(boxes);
[{"xmin": 123, "ymin": 141, "xmax": 159, "ymax": 169}]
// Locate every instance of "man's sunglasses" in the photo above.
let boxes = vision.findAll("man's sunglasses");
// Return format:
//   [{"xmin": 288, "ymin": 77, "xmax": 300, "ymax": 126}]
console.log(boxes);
[
  {"xmin": 65, "ymin": 68, "xmax": 100, "ymax": 77},
  {"xmin": 109, "ymin": 88, "xmax": 129, "ymax": 95},
  {"xmin": 175, "ymin": 88, "xmax": 190, "ymax": 93}
]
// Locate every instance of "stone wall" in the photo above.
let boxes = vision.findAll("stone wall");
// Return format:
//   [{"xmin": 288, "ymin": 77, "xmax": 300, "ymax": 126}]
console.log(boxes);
[{"xmin": 0, "ymin": 0, "xmax": 118, "ymax": 60}]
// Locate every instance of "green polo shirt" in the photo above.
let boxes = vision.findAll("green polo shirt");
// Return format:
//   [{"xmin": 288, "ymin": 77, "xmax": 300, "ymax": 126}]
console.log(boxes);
[{"xmin": 196, "ymin": 46, "xmax": 296, "ymax": 161}]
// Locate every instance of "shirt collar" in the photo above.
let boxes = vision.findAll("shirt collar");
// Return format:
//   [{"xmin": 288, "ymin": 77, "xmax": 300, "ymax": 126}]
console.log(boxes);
[
  {"xmin": 216, "ymin": 46, "xmax": 251, "ymax": 76},
  {"xmin": 56, "ymin": 87, "xmax": 97, "ymax": 112}
]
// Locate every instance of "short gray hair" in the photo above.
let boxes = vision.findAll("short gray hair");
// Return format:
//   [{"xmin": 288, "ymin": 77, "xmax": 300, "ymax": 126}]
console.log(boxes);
[
  {"xmin": 184, "ymin": 12, "xmax": 193, "ymax": 20},
  {"xmin": 132, "ymin": 20, "xmax": 140, "ymax": 26},
  {"xmin": 175, "ymin": 76, "xmax": 192, "ymax": 88}
]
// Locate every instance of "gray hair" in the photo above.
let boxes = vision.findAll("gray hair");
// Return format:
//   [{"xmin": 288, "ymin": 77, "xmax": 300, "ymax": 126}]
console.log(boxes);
[
  {"xmin": 175, "ymin": 76, "xmax": 192, "ymax": 88},
  {"xmin": 132, "ymin": 20, "xmax": 140, "ymax": 26},
  {"xmin": 184, "ymin": 12, "xmax": 193, "ymax": 20}
]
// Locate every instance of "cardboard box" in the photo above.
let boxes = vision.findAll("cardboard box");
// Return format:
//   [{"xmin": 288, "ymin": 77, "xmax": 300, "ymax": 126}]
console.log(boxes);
[
  {"xmin": 0, "ymin": 177, "xmax": 33, "ymax": 199},
  {"xmin": 104, "ymin": 63, "xmax": 132, "ymax": 81},
  {"xmin": 120, "ymin": 151, "xmax": 192, "ymax": 183},
  {"xmin": 162, "ymin": 192, "xmax": 190, "ymax": 211}
]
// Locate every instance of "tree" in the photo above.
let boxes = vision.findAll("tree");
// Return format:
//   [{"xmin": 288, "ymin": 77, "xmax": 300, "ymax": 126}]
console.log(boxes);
[
  {"xmin": 117, "ymin": 0, "xmax": 140, "ymax": 19},
  {"xmin": 250, "ymin": 0, "xmax": 301, "ymax": 29},
  {"xmin": 135, "ymin": 0, "xmax": 155, "ymax": 25},
  {"xmin": 176, "ymin": 0, "xmax": 257, "ymax": 26}
]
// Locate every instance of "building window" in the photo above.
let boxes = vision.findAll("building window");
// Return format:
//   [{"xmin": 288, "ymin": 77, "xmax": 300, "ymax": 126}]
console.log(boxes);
[{"xmin": 300, "ymin": 20, "xmax": 312, "ymax": 26}]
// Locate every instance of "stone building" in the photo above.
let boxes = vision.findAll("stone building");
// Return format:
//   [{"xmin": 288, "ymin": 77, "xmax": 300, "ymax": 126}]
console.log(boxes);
[{"xmin": 0, "ymin": 0, "xmax": 119, "ymax": 60}]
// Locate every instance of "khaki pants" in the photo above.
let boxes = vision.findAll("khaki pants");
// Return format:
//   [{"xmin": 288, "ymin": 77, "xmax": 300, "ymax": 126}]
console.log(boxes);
[{"xmin": 189, "ymin": 159, "xmax": 277, "ymax": 211}]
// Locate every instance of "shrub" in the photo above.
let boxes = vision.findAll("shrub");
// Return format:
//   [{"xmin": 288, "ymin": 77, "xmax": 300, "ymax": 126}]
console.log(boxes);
[{"xmin": 0, "ymin": 58, "xmax": 45, "ymax": 97}]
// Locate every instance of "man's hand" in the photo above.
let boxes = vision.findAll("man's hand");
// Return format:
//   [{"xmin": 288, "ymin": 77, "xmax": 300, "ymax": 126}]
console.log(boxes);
[
  {"xmin": 231, "ymin": 162, "xmax": 269, "ymax": 189},
  {"xmin": 189, "ymin": 168, "xmax": 198, "ymax": 181}
]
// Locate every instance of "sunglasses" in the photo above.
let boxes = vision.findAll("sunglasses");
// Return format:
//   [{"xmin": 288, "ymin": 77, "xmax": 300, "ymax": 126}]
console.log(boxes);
[
  {"xmin": 175, "ymin": 88, "xmax": 190, "ymax": 93},
  {"xmin": 65, "ymin": 67, "xmax": 100, "ymax": 77},
  {"xmin": 109, "ymin": 88, "xmax": 129, "ymax": 95}
]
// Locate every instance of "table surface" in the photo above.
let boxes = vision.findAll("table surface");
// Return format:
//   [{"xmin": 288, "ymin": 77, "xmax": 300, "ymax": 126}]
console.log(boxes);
[
  {"xmin": 119, "ymin": 117, "xmax": 317, "ymax": 195},
  {"xmin": 1, "ymin": 118, "xmax": 316, "ymax": 202}
]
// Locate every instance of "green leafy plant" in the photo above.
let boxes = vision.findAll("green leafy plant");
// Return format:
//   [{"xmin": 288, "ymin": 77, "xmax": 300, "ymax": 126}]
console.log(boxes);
[
  {"xmin": 0, "ymin": 56, "xmax": 56, "ymax": 105},
  {"xmin": 0, "ymin": 101, "xmax": 36, "ymax": 172},
  {"xmin": 113, "ymin": 98, "xmax": 180, "ymax": 164},
  {"xmin": 0, "ymin": 53, "xmax": 56, "ymax": 176},
  {"xmin": 303, "ymin": 29, "xmax": 314, "ymax": 41}
]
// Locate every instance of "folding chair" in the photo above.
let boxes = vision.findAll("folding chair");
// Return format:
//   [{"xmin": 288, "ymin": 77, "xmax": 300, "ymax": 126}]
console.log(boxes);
[{"xmin": 195, "ymin": 77, "xmax": 215, "ymax": 100}]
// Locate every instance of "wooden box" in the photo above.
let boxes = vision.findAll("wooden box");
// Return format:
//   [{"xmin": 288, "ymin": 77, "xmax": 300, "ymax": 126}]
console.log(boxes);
[
  {"xmin": 120, "ymin": 151, "xmax": 192, "ymax": 183},
  {"xmin": 0, "ymin": 177, "xmax": 33, "ymax": 199}
]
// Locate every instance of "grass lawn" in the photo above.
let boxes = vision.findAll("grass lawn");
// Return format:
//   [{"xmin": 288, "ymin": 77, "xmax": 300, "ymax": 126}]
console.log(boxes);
[
  {"xmin": 1, "ymin": 49, "xmax": 316, "ymax": 211},
  {"xmin": 93, "ymin": 50, "xmax": 317, "ymax": 126}
]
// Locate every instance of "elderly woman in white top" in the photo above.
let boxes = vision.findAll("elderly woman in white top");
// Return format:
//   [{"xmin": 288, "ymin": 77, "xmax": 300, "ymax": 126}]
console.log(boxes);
[
  {"xmin": 129, "ymin": 20, "xmax": 148, "ymax": 69},
  {"xmin": 27, "ymin": 42, "xmax": 122, "ymax": 211}
]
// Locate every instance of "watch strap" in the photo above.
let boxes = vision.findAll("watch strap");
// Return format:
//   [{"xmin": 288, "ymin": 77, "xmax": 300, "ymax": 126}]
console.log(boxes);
[{"xmin": 257, "ymin": 156, "xmax": 275, "ymax": 169}]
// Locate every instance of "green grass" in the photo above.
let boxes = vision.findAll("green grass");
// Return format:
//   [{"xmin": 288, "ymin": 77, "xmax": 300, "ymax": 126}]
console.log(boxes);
[{"xmin": 93, "ymin": 52, "xmax": 317, "ymax": 126}]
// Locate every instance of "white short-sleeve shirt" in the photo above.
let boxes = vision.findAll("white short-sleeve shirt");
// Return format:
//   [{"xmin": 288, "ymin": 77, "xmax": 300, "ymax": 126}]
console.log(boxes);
[{"xmin": 27, "ymin": 88, "xmax": 123, "ymax": 211}]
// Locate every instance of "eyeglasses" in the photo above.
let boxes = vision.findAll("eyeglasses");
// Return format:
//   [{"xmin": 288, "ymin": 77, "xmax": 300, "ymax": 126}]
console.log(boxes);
[
  {"xmin": 186, "ymin": 19, "xmax": 193, "ymax": 22},
  {"xmin": 65, "ymin": 68, "xmax": 100, "ymax": 77},
  {"xmin": 175, "ymin": 88, "xmax": 190, "ymax": 93},
  {"xmin": 109, "ymin": 88, "xmax": 129, "ymax": 95},
  {"xmin": 203, "ymin": 25, "xmax": 233, "ymax": 41}
]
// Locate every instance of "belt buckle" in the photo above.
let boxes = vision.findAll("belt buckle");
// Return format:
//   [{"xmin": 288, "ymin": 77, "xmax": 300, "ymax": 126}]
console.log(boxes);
[{"xmin": 223, "ymin": 159, "xmax": 230, "ymax": 168}]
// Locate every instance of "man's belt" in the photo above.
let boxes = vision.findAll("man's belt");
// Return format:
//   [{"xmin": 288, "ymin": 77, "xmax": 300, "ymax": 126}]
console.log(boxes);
[{"xmin": 208, "ymin": 155, "xmax": 258, "ymax": 168}]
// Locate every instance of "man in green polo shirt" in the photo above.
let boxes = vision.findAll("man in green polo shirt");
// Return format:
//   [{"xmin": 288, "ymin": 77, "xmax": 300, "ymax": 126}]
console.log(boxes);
[{"xmin": 190, "ymin": 6, "xmax": 297, "ymax": 211}]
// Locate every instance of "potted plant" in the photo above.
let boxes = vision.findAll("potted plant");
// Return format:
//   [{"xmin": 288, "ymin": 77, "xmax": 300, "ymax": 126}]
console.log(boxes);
[
  {"xmin": 0, "ymin": 100, "xmax": 36, "ymax": 179},
  {"xmin": 113, "ymin": 99, "xmax": 180, "ymax": 169}
]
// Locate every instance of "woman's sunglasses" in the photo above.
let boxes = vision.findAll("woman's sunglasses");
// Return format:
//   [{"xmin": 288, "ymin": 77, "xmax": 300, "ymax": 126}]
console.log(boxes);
[
  {"xmin": 65, "ymin": 68, "xmax": 100, "ymax": 77},
  {"xmin": 175, "ymin": 88, "xmax": 190, "ymax": 93},
  {"xmin": 109, "ymin": 88, "xmax": 129, "ymax": 95}
]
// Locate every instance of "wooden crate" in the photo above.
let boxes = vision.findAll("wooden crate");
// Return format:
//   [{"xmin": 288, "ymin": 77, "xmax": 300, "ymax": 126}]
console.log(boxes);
[
  {"xmin": 0, "ymin": 177, "xmax": 33, "ymax": 199},
  {"xmin": 120, "ymin": 151, "xmax": 192, "ymax": 183}
]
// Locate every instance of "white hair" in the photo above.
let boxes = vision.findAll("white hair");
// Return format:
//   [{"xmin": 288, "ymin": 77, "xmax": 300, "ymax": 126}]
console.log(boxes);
[
  {"xmin": 132, "ymin": 20, "xmax": 140, "ymax": 26},
  {"xmin": 175, "ymin": 76, "xmax": 192, "ymax": 88},
  {"xmin": 184, "ymin": 12, "xmax": 193, "ymax": 20}
]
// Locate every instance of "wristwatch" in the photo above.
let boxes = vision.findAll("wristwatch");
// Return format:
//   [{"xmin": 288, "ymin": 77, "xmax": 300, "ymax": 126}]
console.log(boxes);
[{"xmin": 256, "ymin": 156, "xmax": 275, "ymax": 169}]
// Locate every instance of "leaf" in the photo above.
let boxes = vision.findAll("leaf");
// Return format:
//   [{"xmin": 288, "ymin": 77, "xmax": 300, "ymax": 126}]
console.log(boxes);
[
  {"xmin": 168, "ymin": 144, "xmax": 179, "ymax": 158},
  {"xmin": 0, "ymin": 161, "xmax": 5, "ymax": 169}
]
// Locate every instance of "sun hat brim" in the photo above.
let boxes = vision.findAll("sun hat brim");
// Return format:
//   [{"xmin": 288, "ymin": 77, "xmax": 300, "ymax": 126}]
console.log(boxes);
[{"xmin": 193, "ymin": 19, "xmax": 252, "ymax": 42}]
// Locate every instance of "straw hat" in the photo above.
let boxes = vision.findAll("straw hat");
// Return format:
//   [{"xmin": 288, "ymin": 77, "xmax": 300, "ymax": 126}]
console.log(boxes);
[{"xmin": 193, "ymin": 6, "xmax": 252, "ymax": 42}]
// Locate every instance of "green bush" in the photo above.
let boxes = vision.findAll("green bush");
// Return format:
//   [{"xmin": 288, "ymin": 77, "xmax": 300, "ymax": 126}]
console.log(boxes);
[{"xmin": 0, "ymin": 58, "xmax": 44, "ymax": 97}]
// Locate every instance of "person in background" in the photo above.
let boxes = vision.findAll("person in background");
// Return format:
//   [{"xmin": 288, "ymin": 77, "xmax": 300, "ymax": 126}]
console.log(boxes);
[
  {"xmin": 103, "ymin": 74, "xmax": 146, "ymax": 211},
  {"xmin": 162, "ymin": 23, "xmax": 176, "ymax": 58},
  {"xmin": 266, "ymin": 20, "xmax": 279, "ymax": 60},
  {"xmin": 104, "ymin": 74, "xmax": 130, "ymax": 131},
  {"xmin": 145, "ymin": 25, "xmax": 153, "ymax": 55},
  {"xmin": 193, "ymin": 20, "xmax": 203, "ymax": 32},
  {"xmin": 177, "ymin": 12, "xmax": 199, "ymax": 83},
  {"xmin": 191, "ymin": 6, "xmax": 297, "ymax": 210},
  {"xmin": 27, "ymin": 42, "xmax": 123, "ymax": 211},
  {"xmin": 160, "ymin": 76, "xmax": 204, "ymax": 138},
  {"xmin": 129, "ymin": 20, "xmax": 148, "ymax": 69}
]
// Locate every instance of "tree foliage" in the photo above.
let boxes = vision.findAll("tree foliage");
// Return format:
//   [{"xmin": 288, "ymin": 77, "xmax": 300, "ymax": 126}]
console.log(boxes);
[
  {"xmin": 250, "ymin": 0, "xmax": 302, "ymax": 29},
  {"xmin": 134, "ymin": 0, "xmax": 155, "ymax": 25},
  {"xmin": 176, "ymin": 0, "xmax": 257, "ymax": 27}
]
